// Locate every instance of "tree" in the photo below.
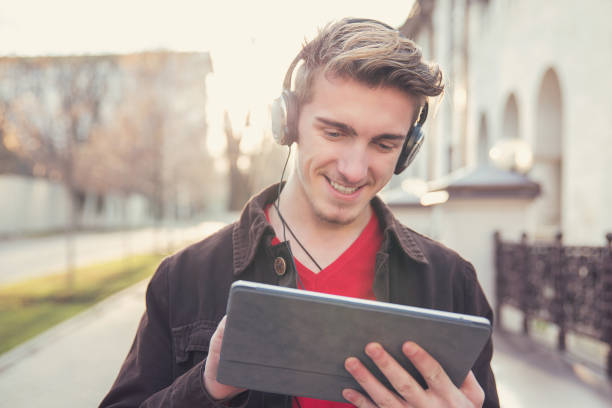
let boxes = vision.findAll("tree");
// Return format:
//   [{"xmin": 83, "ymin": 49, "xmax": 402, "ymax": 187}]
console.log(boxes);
[
  {"xmin": 0, "ymin": 56, "xmax": 114, "ymax": 287},
  {"xmin": 224, "ymin": 110, "xmax": 253, "ymax": 211}
]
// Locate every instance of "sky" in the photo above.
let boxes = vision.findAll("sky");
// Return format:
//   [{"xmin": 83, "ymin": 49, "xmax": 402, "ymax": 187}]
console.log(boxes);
[{"xmin": 0, "ymin": 0, "xmax": 415, "ymax": 155}]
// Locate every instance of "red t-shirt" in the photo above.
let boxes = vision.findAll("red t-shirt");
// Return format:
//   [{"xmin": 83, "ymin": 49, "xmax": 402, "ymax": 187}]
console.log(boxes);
[{"xmin": 266, "ymin": 206, "xmax": 383, "ymax": 408}]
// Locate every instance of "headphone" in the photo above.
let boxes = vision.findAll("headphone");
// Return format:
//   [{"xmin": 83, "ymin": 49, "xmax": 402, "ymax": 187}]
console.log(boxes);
[{"xmin": 270, "ymin": 18, "xmax": 429, "ymax": 175}]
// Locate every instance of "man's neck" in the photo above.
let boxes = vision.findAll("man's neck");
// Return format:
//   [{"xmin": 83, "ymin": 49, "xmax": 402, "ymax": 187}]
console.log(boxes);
[{"xmin": 269, "ymin": 177, "xmax": 372, "ymax": 272}]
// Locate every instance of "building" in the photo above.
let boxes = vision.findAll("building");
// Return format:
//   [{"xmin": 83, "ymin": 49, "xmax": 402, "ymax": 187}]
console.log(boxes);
[{"xmin": 398, "ymin": 0, "xmax": 612, "ymax": 245}]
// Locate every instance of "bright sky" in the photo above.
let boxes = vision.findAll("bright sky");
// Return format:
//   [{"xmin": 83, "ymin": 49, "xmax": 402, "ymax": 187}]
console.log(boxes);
[{"xmin": 0, "ymin": 0, "xmax": 415, "ymax": 156}]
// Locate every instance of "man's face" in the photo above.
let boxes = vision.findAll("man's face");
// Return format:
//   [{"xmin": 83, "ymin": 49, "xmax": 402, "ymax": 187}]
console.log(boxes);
[{"xmin": 293, "ymin": 73, "xmax": 417, "ymax": 226}]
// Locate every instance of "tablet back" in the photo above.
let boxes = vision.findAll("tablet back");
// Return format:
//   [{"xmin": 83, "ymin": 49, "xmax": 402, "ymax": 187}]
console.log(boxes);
[{"xmin": 218, "ymin": 281, "xmax": 491, "ymax": 402}]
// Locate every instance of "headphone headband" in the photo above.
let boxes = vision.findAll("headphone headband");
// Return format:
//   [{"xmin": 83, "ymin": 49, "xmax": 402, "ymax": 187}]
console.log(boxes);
[{"xmin": 282, "ymin": 51, "xmax": 304, "ymax": 91}]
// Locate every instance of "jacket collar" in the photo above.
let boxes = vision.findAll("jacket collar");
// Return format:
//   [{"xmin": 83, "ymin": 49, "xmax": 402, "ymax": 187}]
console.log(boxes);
[{"xmin": 232, "ymin": 184, "xmax": 428, "ymax": 276}]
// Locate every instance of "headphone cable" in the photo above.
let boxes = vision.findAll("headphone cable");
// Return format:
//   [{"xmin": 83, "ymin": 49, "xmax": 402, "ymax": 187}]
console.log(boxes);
[
  {"xmin": 273, "ymin": 202, "xmax": 323, "ymax": 273},
  {"xmin": 276, "ymin": 145, "xmax": 291, "ymax": 242},
  {"xmin": 274, "ymin": 147, "xmax": 316, "ymax": 289}
]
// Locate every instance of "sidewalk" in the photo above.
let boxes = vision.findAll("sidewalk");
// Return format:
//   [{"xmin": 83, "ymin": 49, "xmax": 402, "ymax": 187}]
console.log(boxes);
[
  {"xmin": 0, "ymin": 281, "xmax": 148, "ymax": 408},
  {"xmin": 491, "ymin": 330, "xmax": 612, "ymax": 407},
  {"xmin": 1, "ymin": 280, "xmax": 611, "ymax": 407}
]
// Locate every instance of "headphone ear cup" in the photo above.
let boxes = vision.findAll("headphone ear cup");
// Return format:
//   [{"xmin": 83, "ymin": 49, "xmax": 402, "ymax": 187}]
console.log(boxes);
[
  {"xmin": 271, "ymin": 90, "xmax": 299, "ymax": 146},
  {"xmin": 284, "ymin": 90, "xmax": 298, "ymax": 144},
  {"xmin": 394, "ymin": 124, "xmax": 425, "ymax": 174},
  {"xmin": 271, "ymin": 94, "xmax": 288, "ymax": 145}
]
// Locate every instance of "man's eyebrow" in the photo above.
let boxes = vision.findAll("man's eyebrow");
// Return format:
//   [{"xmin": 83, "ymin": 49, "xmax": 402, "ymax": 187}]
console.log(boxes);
[
  {"xmin": 315, "ymin": 117, "xmax": 358, "ymax": 136},
  {"xmin": 315, "ymin": 116, "xmax": 407, "ymax": 140},
  {"xmin": 372, "ymin": 134, "xmax": 406, "ymax": 142}
]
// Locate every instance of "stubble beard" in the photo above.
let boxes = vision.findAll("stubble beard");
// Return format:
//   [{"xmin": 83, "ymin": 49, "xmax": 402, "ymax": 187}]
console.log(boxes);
[{"xmin": 307, "ymin": 192, "xmax": 366, "ymax": 227}]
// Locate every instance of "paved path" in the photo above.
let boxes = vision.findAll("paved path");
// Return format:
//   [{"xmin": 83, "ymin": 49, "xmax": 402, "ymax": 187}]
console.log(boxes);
[
  {"xmin": 0, "ymin": 281, "xmax": 147, "ymax": 407},
  {"xmin": 491, "ymin": 331, "xmax": 612, "ymax": 407},
  {"xmin": 1, "ymin": 280, "xmax": 611, "ymax": 407}
]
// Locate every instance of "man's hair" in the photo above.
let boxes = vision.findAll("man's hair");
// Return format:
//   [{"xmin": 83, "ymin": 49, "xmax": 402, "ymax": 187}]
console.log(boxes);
[{"xmin": 293, "ymin": 18, "xmax": 444, "ymax": 118}]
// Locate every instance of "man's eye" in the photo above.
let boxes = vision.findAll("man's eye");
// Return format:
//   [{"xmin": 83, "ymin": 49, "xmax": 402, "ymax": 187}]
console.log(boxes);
[
  {"xmin": 324, "ymin": 130, "xmax": 342, "ymax": 138},
  {"xmin": 377, "ymin": 142, "xmax": 395, "ymax": 151}
]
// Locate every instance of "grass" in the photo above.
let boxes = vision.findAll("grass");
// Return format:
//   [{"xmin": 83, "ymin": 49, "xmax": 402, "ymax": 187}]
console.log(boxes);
[{"xmin": 0, "ymin": 253, "xmax": 166, "ymax": 355}]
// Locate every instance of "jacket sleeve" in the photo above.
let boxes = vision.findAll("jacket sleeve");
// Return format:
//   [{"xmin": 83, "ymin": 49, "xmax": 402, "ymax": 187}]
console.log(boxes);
[
  {"xmin": 99, "ymin": 258, "xmax": 248, "ymax": 408},
  {"xmin": 461, "ymin": 262, "xmax": 500, "ymax": 408}
]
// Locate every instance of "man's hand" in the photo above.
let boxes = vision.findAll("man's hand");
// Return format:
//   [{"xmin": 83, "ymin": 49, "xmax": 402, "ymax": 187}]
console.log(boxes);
[
  {"xmin": 342, "ymin": 342, "xmax": 484, "ymax": 408},
  {"xmin": 203, "ymin": 316, "xmax": 247, "ymax": 400}
]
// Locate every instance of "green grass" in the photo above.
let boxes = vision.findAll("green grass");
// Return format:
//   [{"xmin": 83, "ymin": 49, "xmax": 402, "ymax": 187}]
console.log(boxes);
[{"xmin": 0, "ymin": 253, "xmax": 166, "ymax": 355}]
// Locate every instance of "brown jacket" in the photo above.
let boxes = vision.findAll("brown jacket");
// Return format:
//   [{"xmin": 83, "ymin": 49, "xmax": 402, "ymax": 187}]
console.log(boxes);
[{"xmin": 100, "ymin": 184, "xmax": 499, "ymax": 407}]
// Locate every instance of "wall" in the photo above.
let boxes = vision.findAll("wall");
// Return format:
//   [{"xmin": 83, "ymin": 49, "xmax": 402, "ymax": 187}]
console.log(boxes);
[
  {"xmin": 407, "ymin": 0, "xmax": 612, "ymax": 245},
  {"xmin": 0, "ymin": 174, "xmax": 69, "ymax": 234},
  {"xmin": 0, "ymin": 175, "xmax": 154, "ymax": 235}
]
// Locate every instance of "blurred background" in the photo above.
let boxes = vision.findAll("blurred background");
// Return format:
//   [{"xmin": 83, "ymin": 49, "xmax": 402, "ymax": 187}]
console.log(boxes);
[{"xmin": 0, "ymin": 0, "xmax": 611, "ymax": 407}]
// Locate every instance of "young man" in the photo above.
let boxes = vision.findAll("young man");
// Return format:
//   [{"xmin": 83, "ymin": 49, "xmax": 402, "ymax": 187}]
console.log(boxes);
[{"xmin": 101, "ymin": 19, "xmax": 499, "ymax": 408}]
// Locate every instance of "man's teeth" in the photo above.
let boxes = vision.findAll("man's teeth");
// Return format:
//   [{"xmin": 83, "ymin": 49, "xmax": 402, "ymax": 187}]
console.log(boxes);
[{"xmin": 330, "ymin": 180, "xmax": 359, "ymax": 194}]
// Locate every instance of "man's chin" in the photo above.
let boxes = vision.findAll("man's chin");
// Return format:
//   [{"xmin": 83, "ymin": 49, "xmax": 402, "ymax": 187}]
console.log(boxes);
[{"xmin": 313, "ymin": 206, "xmax": 361, "ymax": 226}]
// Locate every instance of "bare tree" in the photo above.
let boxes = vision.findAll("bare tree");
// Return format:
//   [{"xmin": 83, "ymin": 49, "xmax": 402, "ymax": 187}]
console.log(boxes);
[
  {"xmin": 1, "ymin": 56, "xmax": 113, "ymax": 287},
  {"xmin": 224, "ymin": 110, "xmax": 253, "ymax": 211},
  {"xmin": 0, "ymin": 101, "xmax": 31, "ymax": 175},
  {"xmin": 0, "ymin": 51, "xmax": 215, "ymax": 273}
]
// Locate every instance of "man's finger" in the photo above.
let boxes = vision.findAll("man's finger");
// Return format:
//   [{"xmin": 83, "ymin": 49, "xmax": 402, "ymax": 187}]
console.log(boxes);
[
  {"xmin": 204, "ymin": 316, "xmax": 226, "ymax": 379},
  {"xmin": 364, "ymin": 342, "xmax": 425, "ymax": 404},
  {"xmin": 344, "ymin": 357, "xmax": 404, "ymax": 408},
  {"xmin": 402, "ymin": 342, "xmax": 456, "ymax": 396},
  {"xmin": 459, "ymin": 371, "xmax": 485, "ymax": 406},
  {"xmin": 208, "ymin": 316, "xmax": 227, "ymax": 357},
  {"xmin": 342, "ymin": 389, "xmax": 378, "ymax": 408},
  {"xmin": 203, "ymin": 316, "xmax": 246, "ymax": 400}
]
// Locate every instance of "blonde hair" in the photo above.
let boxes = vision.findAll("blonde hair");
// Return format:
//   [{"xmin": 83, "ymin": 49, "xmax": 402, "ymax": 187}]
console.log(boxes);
[{"xmin": 293, "ymin": 18, "xmax": 444, "ymax": 118}]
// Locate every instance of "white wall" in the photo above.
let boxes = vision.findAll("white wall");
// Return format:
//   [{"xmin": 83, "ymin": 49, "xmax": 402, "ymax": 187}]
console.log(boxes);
[
  {"xmin": 431, "ymin": 197, "xmax": 535, "ymax": 306},
  {"xmin": 420, "ymin": 0, "xmax": 612, "ymax": 245},
  {"xmin": 0, "ymin": 175, "xmax": 154, "ymax": 235},
  {"xmin": 0, "ymin": 175, "xmax": 69, "ymax": 234}
]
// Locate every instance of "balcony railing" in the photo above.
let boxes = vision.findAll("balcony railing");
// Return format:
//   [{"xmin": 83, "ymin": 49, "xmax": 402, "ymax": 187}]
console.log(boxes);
[{"xmin": 494, "ymin": 231, "xmax": 612, "ymax": 378}]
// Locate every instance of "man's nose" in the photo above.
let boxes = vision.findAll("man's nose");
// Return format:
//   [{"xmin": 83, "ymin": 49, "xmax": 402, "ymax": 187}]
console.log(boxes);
[{"xmin": 336, "ymin": 144, "xmax": 369, "ymax": 184}]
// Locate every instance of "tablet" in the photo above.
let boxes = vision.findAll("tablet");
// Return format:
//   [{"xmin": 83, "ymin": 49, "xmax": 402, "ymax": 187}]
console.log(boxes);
[{"xmin": 217, "ymin": 280, "xmax": 491, "ymax": 402}]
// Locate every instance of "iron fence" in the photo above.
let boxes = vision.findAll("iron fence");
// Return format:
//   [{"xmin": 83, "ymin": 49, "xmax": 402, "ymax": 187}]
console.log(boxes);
[{"xmin": 494, "ymin": 231, "xmax": 612, "ymax": 378}]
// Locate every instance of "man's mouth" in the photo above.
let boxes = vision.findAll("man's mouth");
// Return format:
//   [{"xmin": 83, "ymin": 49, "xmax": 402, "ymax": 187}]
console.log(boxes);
[{"xmin": 328, "ymin": 179, "xmax": 361, "ymax": 195}]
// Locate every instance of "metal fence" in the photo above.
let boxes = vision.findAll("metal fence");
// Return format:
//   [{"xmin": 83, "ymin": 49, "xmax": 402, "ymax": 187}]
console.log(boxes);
[{"xmin": 494, "ymin": 231, "xmax": 612, "ymax": 378}]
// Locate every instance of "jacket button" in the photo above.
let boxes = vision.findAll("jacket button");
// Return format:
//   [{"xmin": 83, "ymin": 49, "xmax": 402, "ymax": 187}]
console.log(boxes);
[{"xmin": 274, "ymin": 257, "xmax": 286, "ymax": 276}]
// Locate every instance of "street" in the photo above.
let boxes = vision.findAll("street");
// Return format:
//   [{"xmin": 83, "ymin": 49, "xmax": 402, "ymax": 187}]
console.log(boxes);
[{"xmin": 0, "ymin": 218, "xmax": 232, "ymax": 285}]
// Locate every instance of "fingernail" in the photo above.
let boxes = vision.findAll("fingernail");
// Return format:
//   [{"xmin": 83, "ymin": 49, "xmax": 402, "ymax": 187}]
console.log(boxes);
[
  {"xmin": 342, "ymin": 389, "xmax": 356, "ymax": 402},
  {"xmin": 403, "ymin": 341, "xmax": 417, "ymax": 356},
  {"xmin": 345, "ymin": 357, "xmax": 358, "ymax": 371},
  {"xmin": 365, "ymin": 342, "xmax": 382, "ymax": 358}
]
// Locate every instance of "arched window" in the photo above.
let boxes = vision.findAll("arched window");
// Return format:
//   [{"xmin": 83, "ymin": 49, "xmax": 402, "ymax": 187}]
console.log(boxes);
[
  {"xmin": 532, "ymin": 68, "xmax": 563, "ymax": 237},
  {"xmin": 502, "ymin": 94, "xmax": 519, "ymax": 140}
]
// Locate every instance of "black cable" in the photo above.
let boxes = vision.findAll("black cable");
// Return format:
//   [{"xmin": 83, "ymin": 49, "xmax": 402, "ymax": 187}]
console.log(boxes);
[
  {"xmin": 274, "ymin": 205, "xmax": 309, "ymax": 290},
  {"xmin": 277, "ymin": 145, "xmax": 292, "ymax": 242},
  {"xmin": 273, "ymin": 202, "xmax": 323, "ymax": 273},
  {"xmin": 274, "ymin": 146, "xmax": 320, "ymax": 290}
]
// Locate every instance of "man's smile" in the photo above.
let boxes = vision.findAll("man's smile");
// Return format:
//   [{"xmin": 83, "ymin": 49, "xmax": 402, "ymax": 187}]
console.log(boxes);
[{"xmin": 326, "ymin": 177, "xmax": 363, "ymax": 195}]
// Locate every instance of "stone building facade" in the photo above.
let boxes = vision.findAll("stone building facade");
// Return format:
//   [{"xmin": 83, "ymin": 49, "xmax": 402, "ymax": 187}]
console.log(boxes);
[{"xmin": 399, "ymin": 0, "xmax": 612, "ymax": 245}]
